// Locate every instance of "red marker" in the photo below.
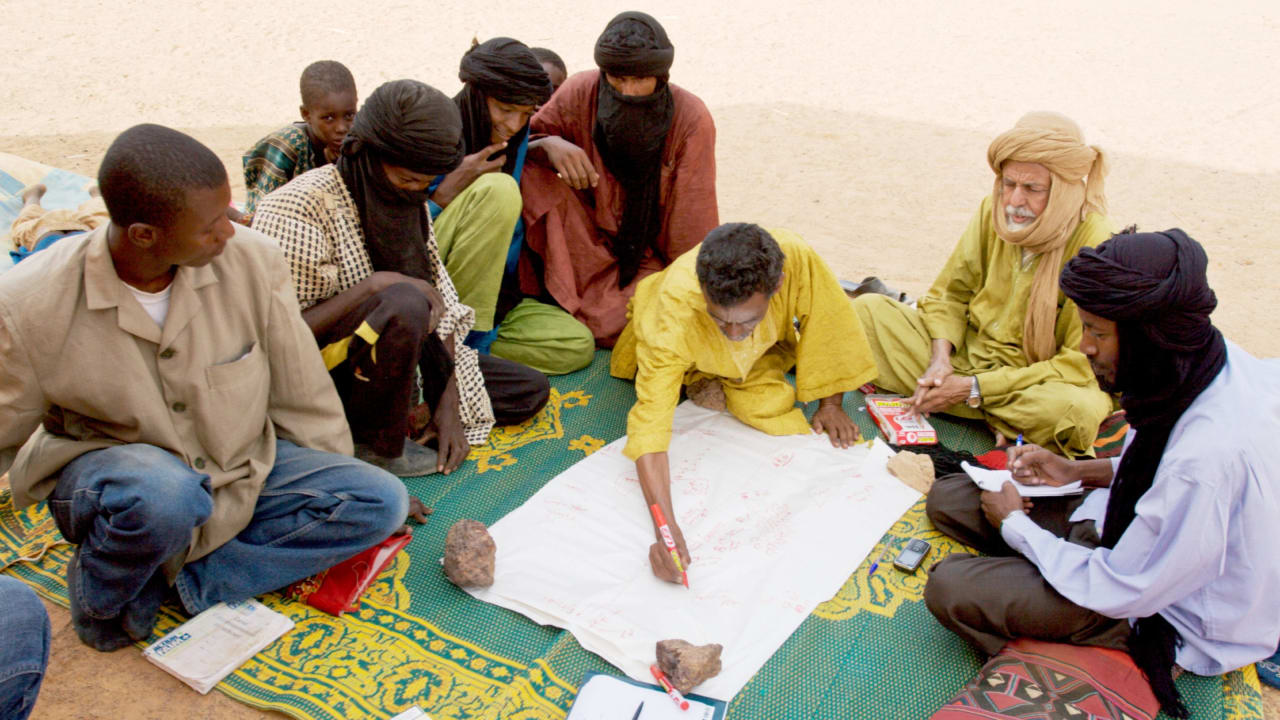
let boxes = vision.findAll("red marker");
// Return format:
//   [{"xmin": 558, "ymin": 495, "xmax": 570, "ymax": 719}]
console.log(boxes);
[
  {"xmin": 650, "ymin": 664, "xmax": 690, "ymax": 711},
  {"xmin": 649, "ymin": 504, "xmax": 689, "ymax": 588}
]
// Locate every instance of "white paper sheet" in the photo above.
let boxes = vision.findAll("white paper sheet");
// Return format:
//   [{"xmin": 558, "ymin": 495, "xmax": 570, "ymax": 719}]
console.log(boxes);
[
  {"xmin": 468, "ymin": 402, "xmax": 921, "ymax": 701},
  {"xmin": 567, "ymin": 673, "xmax": 722, "ymax": 720},
  {"xmin": 960, "ymin": 461, "xmax": 1083, "ymax": 497}
]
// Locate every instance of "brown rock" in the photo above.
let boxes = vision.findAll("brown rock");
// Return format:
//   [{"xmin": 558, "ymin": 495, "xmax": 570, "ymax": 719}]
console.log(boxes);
[
  {"xmin": 887, "ymin": 451, "xmax": 935, "ymax": 494},
  {"xmin": 443, "ymin": 519, "xmax": 496, "ymax": 587},
  {"xmin": 656, "ymin": 639, "xmax": 723, "ymax": 694}
]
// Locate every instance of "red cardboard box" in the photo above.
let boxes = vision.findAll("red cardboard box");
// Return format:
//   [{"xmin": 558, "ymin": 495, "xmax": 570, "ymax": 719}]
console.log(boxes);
[{"xmin": 865, "ymin": 394, "xmax": 938, "ymax": 446}]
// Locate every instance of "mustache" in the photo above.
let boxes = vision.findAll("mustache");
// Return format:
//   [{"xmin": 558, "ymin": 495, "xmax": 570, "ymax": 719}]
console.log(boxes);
[{"xmin": 1005, "ymin": 204, "xmax": 1037, "ymax": 222}]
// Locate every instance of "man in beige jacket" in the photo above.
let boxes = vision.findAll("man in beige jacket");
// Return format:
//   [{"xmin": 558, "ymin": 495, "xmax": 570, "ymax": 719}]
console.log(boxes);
[{"xmin": 0, "ymin": 124, "xmax": 409, "ymax": 651}]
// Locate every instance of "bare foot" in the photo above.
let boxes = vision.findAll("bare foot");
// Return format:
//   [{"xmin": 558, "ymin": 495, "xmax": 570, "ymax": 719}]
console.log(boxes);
[
  {"xmin": 21, "ymin": 183, "xmax": 46, "ymax": 206},
  {"xmin": 686, "ymin": 377, "xmax": 726, "ymax": 411},
  {"xmin": 993, "ymin": 429, "xmax": 1010, "ymax": 447}
]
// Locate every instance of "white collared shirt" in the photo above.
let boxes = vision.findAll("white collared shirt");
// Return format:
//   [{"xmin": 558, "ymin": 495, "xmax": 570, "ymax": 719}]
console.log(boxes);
[{"xmin": 1001, "ymin": 341, "xmax": 1280, "ymax": 675}]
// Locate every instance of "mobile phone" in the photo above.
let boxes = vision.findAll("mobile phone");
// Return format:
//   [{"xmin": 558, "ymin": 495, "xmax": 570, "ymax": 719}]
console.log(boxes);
[{"xmin": 893, "ymin": 538, "xmax": 932, "ymax": 573}]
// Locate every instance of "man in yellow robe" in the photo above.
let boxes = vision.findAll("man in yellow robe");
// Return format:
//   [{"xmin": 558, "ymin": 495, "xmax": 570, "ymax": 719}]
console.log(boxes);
[
  {"xmin": 611, "ymin": 223, "xmax": 877, "ymax": 583},
  {"xmin": 854, "ymin": 112, "xmax": 1113, "ymax": 457}
]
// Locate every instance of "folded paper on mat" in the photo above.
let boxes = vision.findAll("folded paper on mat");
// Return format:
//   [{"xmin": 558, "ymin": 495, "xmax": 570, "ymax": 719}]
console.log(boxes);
[
  {"xmin": 961, "ymin": 461, "xmax": 1083, "ymax": 497},
  {"xmin": 468, "ymin": 402, "xmax": 921, "ymax": 700}
]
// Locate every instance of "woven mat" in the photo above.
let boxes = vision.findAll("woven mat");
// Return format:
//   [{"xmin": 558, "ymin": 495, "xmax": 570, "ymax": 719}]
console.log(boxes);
[{"xmin": 0, "ymin": 351, "xmax": 1262, "ymax": 719}]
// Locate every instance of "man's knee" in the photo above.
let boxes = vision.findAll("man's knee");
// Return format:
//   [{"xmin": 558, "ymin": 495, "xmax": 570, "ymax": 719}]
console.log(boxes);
[
  {"xmin": 349, "ymin": 463, "xmax": 410, "ymax": 539},
  {"xmin": 852, "ymin": 292, "xmax": 897, "ymax": 328},
  {"xmin": 466, "ymin": 173, "xmax": 521, "ymax": 220},
  {"xmin": 923, "ymin": 555, "xmax": 969, "ymax": 621},
  {"xmin": 545, "ymin": 320, "xmax": 596, "ymax": 375},
  {"xmin": 61, "ymin": 445, "xmax": 212, "ymax": 538},
  {"xmin": 1021, "ymin": 385, "xmax": 1113, "ymax": 457},
  {"xmin": 372, "ymin": 283, "xmax": 433, "ymax": 328},
  {"xmin": 925, "ymin": 473, "xmax": 975, "ymax": 530}
]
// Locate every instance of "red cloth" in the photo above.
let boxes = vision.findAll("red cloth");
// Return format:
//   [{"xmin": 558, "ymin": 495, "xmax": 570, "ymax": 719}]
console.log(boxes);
[
  {"xmin": 930, "ymin": 638, "xmax": 1159, "ymax": 719},
  {"xmin": 286, "ymin": 533, "xmax": 411, "ymax": 616},
  {"xmin": 519, "ymin": 70, "xmax": 719, "ymax": 346}
]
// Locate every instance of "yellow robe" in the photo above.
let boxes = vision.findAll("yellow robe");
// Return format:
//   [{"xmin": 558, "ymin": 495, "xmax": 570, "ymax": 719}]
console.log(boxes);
[
  {"xmin": 611, "ymin": 229, "xmax": 877, "ymax": 460},
  {"xmin": 854, "ymin": 196, "xmax": 1113, "ymax": 456}
]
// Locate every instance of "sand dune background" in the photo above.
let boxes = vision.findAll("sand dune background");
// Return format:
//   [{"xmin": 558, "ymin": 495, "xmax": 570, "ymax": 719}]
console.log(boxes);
[{"xmin": 3, "ymin": 1, "xmax": 1277, "ymax": 717}]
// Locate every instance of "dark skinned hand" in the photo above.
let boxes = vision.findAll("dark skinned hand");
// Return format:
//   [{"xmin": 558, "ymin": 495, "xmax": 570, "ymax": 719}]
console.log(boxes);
[
  {"xmin": 392, "ymin": 496, "xmax": 433, "ymax": 535},
  {"xmin": 430, "ymin": 382, "xmax": 469, "ymax": 474},
  {"xmin": 1008, "ymin": 443, "xmax": 1078, "ymax": 486},
  {"xmin": 980, "ymin": 482, "xmax": 1030, "ymax": 528},
  {"xmin": 811, "ymin": 401, "xmax": 861, "ymax": 448},
  {"xmin": 648, "ymin": 519, "xmax": 691, "ymax": 585},
  {"xmin": 430, "ymin": 141, "xmax": 507, "ymax": 208},
  {"xmin": 538, "ymin": 136, "xmax": 599, "ymax": 190},
  {"xmin": 911, "ymin": 374, "xmax": 971, "ymax": 416}
]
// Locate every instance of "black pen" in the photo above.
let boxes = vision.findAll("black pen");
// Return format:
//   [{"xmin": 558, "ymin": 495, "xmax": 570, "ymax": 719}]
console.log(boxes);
[{"xmin": 631, "ymin": 700, "xmax": 644, "ymax": 719}]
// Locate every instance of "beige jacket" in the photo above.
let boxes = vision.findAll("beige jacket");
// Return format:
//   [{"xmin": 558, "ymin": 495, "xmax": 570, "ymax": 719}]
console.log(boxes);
[{"xmin": 0, "ymin": 225, "xmax": 352, "ymax": 562}]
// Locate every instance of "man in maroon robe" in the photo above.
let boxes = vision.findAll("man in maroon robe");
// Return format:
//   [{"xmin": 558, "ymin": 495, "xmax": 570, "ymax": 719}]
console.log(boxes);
[{"xmin": 519, "ymin": 11, "xmax": 719, "ymax": 346}]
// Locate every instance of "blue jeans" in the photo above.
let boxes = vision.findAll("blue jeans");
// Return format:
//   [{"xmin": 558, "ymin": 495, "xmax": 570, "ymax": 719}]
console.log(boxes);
[
  {"xmin": 50, "ymin": 438, "xmax": 408, "ymax": 615},
  {"xmin": 0, "ymin": 576, "xmax": 50, "ymax": 720}
]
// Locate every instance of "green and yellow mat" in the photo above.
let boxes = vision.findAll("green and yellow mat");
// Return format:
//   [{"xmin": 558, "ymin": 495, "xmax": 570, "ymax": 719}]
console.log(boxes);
[{"xmin": 0, "ymin": 351, "xmax": 1264, "ymax": 719}]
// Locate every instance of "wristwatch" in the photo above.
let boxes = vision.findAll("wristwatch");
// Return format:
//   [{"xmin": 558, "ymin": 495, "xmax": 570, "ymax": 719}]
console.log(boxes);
[{"xmin": 966, "ymin": 376, "xmax": 982, "ymax": 408}]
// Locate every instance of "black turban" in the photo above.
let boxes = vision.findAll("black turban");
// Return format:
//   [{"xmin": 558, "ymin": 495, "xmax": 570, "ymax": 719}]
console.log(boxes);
[
  {"xmin": 455, "ymin": 38, "xmax": 552, "ymax": 175},
  {"xmin": 591, "ymin": 11, "xmax": 677, "ymax": 287},
  {"xmin": 1059, "ymin": 228, "xmax": 1226, "ymax": 719},
  {"xmin": 338, "ymin": 79, "xmax": 464, "ymax": 282},
  {"xmin": 594, "ymin": 11, "xmax": 675, "ymax": 78},
  {"xmin": 459, "ymin": 37, "xmax": 553, "ymax": 106},
  {"xmin": 342, "ymin": 79, "xmax": 464, "ymax": 176}
]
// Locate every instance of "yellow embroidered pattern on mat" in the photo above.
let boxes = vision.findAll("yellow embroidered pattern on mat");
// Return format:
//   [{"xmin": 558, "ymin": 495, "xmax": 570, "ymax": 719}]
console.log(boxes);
[
  {"xmin": 4, "ymin": 540, "xmax": 582, "ymax": 720},
  {"xmin": 0, "ymin": 486, "xmax": 68, "ymax": 570},
  {"xmin": 813, "ymin": 497, "xmax": 974, "ymax": 621},
  {"xmin": 1223, "ymin": 664, "xmax": 1265, "ymax": 720},
  {"xmin": 468, "ymin": 389, "xmax": 593, "ymax": 473}
]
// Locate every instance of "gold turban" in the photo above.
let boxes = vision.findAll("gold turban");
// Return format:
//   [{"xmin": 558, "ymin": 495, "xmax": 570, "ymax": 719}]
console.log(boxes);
[{"xmin": 987, "ymin": 111, "xmax": 1108, "ymax": 363}]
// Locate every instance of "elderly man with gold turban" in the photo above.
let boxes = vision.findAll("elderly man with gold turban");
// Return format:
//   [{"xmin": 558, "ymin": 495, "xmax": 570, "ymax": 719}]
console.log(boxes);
[{"xmin": 854, "ymin": 112, "xmax": 1113, "ymax": 456}]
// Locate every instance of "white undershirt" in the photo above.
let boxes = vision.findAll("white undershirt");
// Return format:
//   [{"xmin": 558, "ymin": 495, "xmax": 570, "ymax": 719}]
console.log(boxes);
[{"xmin": 126, "ymin": 282, "xmax": 172, "ymax": 329}]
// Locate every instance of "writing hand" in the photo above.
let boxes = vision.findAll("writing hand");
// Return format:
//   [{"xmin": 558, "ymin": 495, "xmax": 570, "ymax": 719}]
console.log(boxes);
[
  {"xmin": 648, "ymin": 518, "xmax": 691, "ymax": 584},
  {"xmin": 1008, "ymin": 444, "xmax": 1076, "ymax": 486}
]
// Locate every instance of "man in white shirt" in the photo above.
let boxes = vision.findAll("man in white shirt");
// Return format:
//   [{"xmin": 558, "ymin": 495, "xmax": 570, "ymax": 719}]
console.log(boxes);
[{"xmin": 923, "ymin": 228, "xmax": 1280, "ymax": 718}]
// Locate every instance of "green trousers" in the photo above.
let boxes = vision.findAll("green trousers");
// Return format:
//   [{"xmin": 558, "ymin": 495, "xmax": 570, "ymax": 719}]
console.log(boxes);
[
  {"xmin": 490, "ymin": 298, "xmax": 595, "ymax": 376},
  {"xmin": 433, "ymin": 173, "xmax": 594, "ymax": 376},
  {"xmin": 853, "ymin": 294, "xmax": 1112, "ymax": 457},
  {"xmin": 433, "ymin": 173, "xmax": 520, "ymax": 333}
]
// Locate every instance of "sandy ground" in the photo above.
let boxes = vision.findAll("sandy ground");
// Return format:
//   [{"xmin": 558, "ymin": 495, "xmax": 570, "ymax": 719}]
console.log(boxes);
[{"xmin": 3, "ymin": 0, "xmax": 1278, "ymax": 717}]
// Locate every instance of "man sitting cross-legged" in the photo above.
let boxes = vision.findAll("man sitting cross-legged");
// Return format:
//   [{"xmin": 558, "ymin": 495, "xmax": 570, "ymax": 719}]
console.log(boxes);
[
  {"xmin": 854, "ymin": 111, "xmax": 1113, "ymax": 456},
  {"xmin": 239, "ymin": 60, "xmax": 358, "ymax": 225},
  {"xmin": 923, "ymin": 229, "xmax": 1280, "ymax": 718},
  {"xmin": 0, "ymin": 124, "xmax": 410, "ymax": 651},
  {"xmin": 611, "ymin": 223, "xmax": 878, "ymax": 583}
]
